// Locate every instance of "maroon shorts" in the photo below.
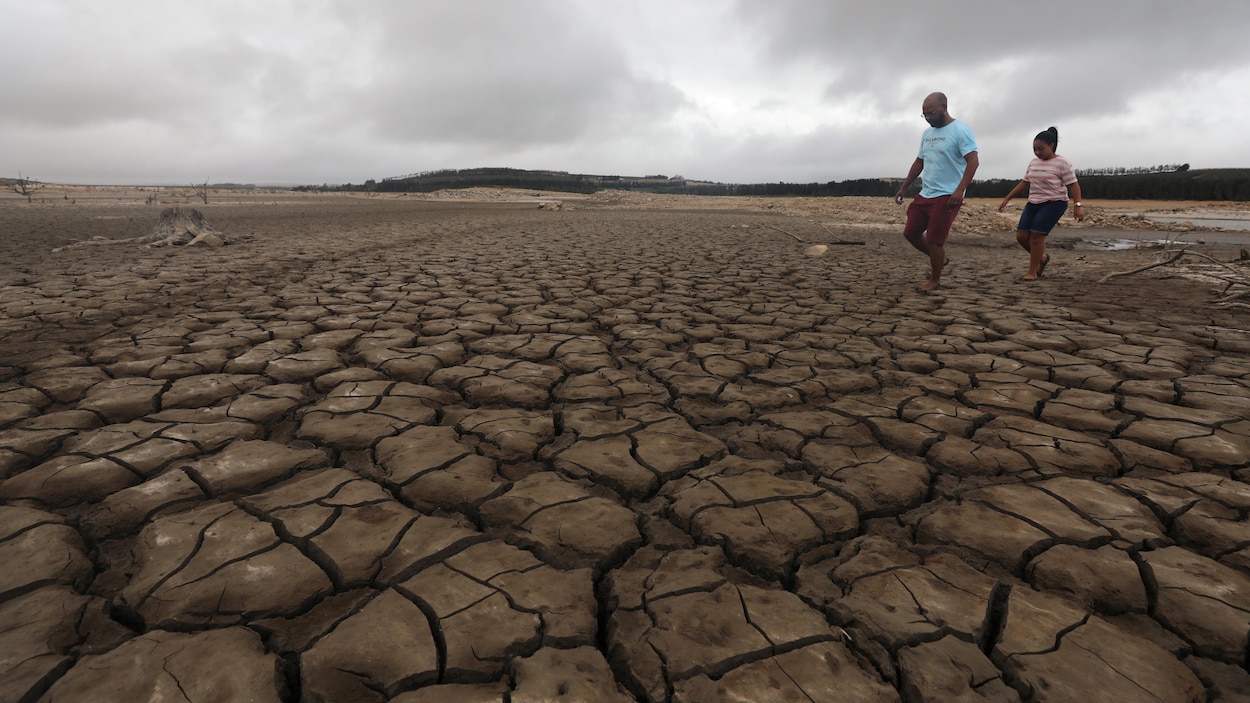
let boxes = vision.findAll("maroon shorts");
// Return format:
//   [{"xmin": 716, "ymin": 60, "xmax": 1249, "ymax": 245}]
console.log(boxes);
[{"xmin": 903, "ymin": 195, "xmax": 962, "ymax": 246}]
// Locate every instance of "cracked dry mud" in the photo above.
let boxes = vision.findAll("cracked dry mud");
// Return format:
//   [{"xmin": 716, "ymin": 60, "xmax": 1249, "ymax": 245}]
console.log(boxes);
[{"xmin": 2, "ymin": 192, "xmax": 1250, "ymax": 702}]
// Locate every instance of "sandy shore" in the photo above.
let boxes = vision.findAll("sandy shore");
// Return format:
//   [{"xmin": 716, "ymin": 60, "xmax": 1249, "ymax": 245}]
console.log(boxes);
[{"xmin": 2, "ymin": 189, "xmax": 1249, "ymax": 702}]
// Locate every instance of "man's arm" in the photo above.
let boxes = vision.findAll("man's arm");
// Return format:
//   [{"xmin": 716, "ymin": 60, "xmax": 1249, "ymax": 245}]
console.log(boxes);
[
  {"xmin": 949, "ymin": 151, "xmax": 979, "ymax": 208},
  {"xmin": 895, "ymin": 158, "xmax": 924, "ymax": 204}
]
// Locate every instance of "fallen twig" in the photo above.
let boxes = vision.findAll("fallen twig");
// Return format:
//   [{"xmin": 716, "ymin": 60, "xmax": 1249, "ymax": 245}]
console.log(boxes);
[
  {"xmin": 759, "ymin": 222, "xmax": 865, "ymax": 245},
  {"xmin": 812, "ymin": 220, "xmax": 865, "ymax": 245},
  {"xmin": 1170, "ymin": 250, "xmax": 1250, "ymax": 275},
  {"xmin": 1098, "ymin": 247, "xmax": 1250, "ymax": 309},
  {"xmin": 1097, "ymin": 250, "xmax": 1188, "ymax": 283},
  {"xmin": 761, "ymin": 223, "xmax": 804, "ymax": 241}
]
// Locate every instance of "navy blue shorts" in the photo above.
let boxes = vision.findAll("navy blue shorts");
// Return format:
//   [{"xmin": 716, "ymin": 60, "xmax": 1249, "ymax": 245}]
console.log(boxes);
[{"xmin": 1016, "ymin": 200, "xmax": 1069, "ymax": 235}]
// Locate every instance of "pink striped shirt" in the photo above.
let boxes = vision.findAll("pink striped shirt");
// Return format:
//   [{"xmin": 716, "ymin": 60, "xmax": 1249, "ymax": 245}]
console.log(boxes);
[{"xmin": 1025, "ymin": 155, "xmax": 1077, "ymax": 203}]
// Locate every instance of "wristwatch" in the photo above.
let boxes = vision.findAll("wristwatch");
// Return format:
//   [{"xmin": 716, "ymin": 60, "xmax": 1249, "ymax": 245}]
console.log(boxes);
[{"xmin": 1074, "ymin": 202, "xmax": 1083, "ymax": 207}]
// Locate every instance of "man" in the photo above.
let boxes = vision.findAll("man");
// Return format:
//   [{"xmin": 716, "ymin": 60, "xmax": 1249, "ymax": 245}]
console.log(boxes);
[{"xmin": 893, "ymin": 92, "xmax": 979, "ymax": 291}]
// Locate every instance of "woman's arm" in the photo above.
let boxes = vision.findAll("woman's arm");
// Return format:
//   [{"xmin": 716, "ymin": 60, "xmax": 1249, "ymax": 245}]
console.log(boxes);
[
  {"xmin": 1068, "ymin": 182, "xmax": 1085, "ymax": 221},
  {"xmin": 998, "ymin": 180, "xmax": 1029, "ymax": 211}
]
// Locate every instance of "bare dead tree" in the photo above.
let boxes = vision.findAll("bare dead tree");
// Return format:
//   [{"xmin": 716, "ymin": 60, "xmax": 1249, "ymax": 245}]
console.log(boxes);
[
  {"xmin": 6, "ymin": 172, "xmax": 45, "ymax": 203},
  {"xmin": 191, "ymin": 179, "xmax": 210, "ymax": 205}
]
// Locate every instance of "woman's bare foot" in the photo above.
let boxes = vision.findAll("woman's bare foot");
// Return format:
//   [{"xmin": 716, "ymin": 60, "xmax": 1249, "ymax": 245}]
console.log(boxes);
[{"xmin": 1036, "ymin": 254, "xmax": 1051, "ymax": 278}]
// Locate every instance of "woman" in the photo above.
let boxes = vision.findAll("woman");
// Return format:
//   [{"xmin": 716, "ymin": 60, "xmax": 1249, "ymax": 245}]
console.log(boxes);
[{"xmin": 998, "ymin": 127, "xmax": 1085, "ymax": 280}]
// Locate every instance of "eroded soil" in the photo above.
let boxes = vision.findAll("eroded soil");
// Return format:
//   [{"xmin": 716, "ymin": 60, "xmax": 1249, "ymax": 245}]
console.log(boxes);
[{"xmin": 2, "ymin": 191, "xmax": 1249, "ymax": 702}]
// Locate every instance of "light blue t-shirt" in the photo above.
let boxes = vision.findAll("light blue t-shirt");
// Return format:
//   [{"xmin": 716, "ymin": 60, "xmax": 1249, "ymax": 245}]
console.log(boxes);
[{"xmin": 917, "ymin": 120, "xmax": 978, "ymax": 198}]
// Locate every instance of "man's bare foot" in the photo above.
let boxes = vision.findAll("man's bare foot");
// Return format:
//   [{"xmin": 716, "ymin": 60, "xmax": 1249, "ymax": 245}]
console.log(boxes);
[{"xmin": 919, "ymin": 281, "xmax": 943, "ymax": 292}]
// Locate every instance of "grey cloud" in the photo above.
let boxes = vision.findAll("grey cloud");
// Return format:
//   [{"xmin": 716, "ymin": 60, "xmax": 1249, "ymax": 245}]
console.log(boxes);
[
  {"xmin": 340, "ymin": 3, "xmax": 690, "ymax": 147},
  {"xmin": 3, "ymin": 0, "xmax": 1249, "ymax": 185},
  {"xmin": 671, "ymin": 121, "xmax": 918, "ymax": 185},
  {"xmin": 737, "ymin": 1, "xmax": 1250, "ymax": 75},
  {"xmin": 1, "ymin": 10, "xmax": 326, "ymax": 136},
  {"xmin": 735, "ymin": 0, "xmax": 1250, "ymax": 118}
]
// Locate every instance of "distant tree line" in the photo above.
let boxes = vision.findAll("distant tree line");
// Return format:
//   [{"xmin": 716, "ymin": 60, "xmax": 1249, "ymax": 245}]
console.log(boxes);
[
  {"xmin": 295, "ymin": 166, "xmax": 1250, "ymax": 201},
  {"xmin": 975, "ymin": 168, "xmax": 1250, "ymax": 201},
  {"xmin": 1076, "ymin": 164, "xmax": 1188, "ymax": 177},
  {"xmin": 295, "ymin": 169, "xmax": 912, "ymax": 198},
  {"xmin": 299, "ymin": 167, "xmax": 607, "ymax": 194}
]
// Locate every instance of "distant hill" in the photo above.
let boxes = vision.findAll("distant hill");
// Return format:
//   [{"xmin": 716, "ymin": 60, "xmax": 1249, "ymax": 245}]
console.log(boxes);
[
  {"xmin": 376, "ymin": 167, "xmax": 666, "ymax": 194},
  {"xmin": 296, "ymin": 166, "xmax": 1250, "ymax": 201},
  {"xmin": 297, "ymin": 167, "xmax": 905, "ymax": 198}
]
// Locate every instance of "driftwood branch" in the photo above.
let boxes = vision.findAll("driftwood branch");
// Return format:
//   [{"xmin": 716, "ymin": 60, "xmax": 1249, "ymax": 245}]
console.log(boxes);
[
  {"xmin": 1097, "ymin": 250, "xmax": 1188, "ymax": 283},
  {"xmin": 814, "ymin": 220, "xmax": 849, "ymax": 244},
  {"xmin": 761, "ymin": 223, "xmax": 804, "ymax": 241},
  {"xmin": 810, "ymin": 220, "xmax": 864, "ymax": 245},
  {"xmin": 1173, "ymin": 250, "xmax": 1250, "ymax": 278},
  {"xmin": 809, "ymin": 219, "xmax": 866, "ymax": 245},
  {"xmin": 1098, "ymin": 247, "xmax": 1250, "ymax": 309},
  {"xmin": 759, "ymin": 222, "xmax": 864, "ymax": 246}
]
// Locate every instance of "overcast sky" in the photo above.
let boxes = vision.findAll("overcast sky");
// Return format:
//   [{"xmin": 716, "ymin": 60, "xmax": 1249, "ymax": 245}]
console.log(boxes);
[{"xmin": 4, "ymin": 0, "xmax": 1249, "ymax": 186}]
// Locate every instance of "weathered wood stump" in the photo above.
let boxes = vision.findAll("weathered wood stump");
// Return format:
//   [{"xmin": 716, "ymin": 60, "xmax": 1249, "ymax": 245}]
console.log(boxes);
[
  {"xmin": 144, "ymin": 207, "xmax": 225, "ymax": 247},
  {"xmin": 52, "ymin": 207, "xmax": 229, "ymax": 251}
]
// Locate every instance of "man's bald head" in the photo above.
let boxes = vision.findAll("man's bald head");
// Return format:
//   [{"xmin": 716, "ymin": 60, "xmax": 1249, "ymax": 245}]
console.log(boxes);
[{"xmin": 921, "ymin": 93, "xmax": 952, "ymax": 127}]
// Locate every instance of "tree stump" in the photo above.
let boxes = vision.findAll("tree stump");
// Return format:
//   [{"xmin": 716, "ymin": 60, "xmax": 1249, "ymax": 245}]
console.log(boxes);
[
  {"xmin": 51, "ymin": 207, "xmax": 229, "ymax": 251},
  {"xmin": 147, "ymin": 207, "xmax": 224, "ymax": 247}
]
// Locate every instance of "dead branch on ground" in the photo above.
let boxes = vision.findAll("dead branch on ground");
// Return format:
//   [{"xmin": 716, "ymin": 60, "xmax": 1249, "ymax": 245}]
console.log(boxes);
[
  {"xmin": 760, "ymin": 222, "xmax": 864, "ymax": 245},
  {"xmin": 1098, "ymin": 245, "xmax": 1250, "ymax": 309},
  {"xmin": 761, "ymin": 223, "xmax": 804, "ymax": 241},
  {"xmin": 1097, "ymin": 250, "xmax": 1189, "ymax": 283}
]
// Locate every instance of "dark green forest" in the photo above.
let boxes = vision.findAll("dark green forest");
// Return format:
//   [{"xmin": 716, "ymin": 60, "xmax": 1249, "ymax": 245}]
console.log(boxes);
[{"xmin": 296, "ymin": 166, "xmax": 1250, "ymax": 201}]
